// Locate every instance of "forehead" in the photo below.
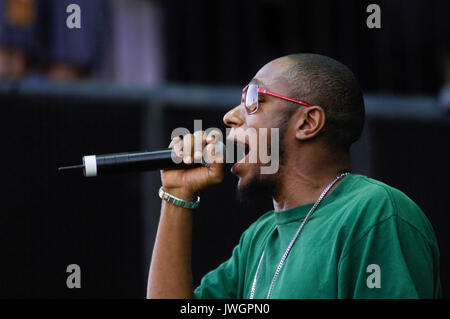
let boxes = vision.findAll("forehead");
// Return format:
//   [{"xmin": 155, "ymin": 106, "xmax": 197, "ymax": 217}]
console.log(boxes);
[{"xmin": 250, "ymin": 57, "xmax": 296, "ymax": 93}]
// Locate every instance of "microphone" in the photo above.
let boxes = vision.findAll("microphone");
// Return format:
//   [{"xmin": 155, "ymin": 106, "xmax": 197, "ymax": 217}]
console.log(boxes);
[{"xmin": 58, "ymin": 141, "xmax": 226, "ymax": 178}]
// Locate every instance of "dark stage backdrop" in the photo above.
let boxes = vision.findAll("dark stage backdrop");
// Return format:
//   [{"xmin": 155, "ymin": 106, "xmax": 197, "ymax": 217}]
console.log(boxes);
[
  {"xmin": 0, "ymin": 94, "xmax": 145, "ymax": 298},
  {"xmin": 162, "ymin": 0, "xmax": 449, "ymax": 95},
  {"xmin": 0, "ymin": 87, "xmax": 448, "ymax": 298}
]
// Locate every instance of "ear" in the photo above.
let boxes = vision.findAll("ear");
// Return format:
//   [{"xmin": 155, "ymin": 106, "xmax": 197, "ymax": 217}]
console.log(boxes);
[{"xmin": 294, "ymin": 106, "xmax": 326, "ymax": 141}]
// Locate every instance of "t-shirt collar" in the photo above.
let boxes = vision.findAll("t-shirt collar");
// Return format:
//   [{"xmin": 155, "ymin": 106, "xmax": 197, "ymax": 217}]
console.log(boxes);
[{"xmin": 273, "ymin": 173, "xmax": 352, "ymax": 225}]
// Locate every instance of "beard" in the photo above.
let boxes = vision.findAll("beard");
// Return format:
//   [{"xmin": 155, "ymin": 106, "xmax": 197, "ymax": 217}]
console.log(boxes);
[
  {"xmin": 236, "ymin": 171, "xmax": 278, "ymax": 208},
  {"xmin": 236, "ymin": 115, "xmax": 290, "ymax": 207}
]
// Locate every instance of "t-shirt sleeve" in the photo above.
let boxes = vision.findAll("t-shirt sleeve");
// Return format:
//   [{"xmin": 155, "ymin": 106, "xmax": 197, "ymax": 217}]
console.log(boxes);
[
  {"xmin": 337, "ymin": 215, "xmax": 441, "ymax": 299},
  {"xmin": 193, "ymin": 228, "xmax": 251, "ymax": 299}
]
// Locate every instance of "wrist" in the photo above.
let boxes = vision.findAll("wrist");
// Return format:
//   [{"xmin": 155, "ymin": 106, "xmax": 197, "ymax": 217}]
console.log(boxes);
[
  {"xmin": 159, "ymin": 186, "xmax": 200, "ymax": 210},
  {"xmin": 161, "ymin": 186, "xmax": 197, "ymax": 202}
]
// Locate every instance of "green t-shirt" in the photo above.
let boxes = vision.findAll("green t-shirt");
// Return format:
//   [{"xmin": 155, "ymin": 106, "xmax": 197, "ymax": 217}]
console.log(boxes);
[{"xmin": 194, "ymin": 174, "xmax": 441, "ymax": 299}]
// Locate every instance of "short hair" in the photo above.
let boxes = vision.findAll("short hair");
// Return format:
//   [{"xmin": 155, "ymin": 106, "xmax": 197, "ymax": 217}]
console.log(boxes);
[{"xmin": 283, "ymin": 53, "xmax": 365, "ymax": 152}]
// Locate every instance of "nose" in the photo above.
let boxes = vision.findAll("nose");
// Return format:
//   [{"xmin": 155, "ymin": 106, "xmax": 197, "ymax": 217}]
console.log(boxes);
[{"xmin": 223, "ymin": 104, "xmax": 244, "ymax": 128}]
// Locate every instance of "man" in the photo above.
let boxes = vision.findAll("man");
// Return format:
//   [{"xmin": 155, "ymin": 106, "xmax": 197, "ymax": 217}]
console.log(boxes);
[{"xmin": 147, "ymin": 54, "xmax": 441, "ymax": 299}]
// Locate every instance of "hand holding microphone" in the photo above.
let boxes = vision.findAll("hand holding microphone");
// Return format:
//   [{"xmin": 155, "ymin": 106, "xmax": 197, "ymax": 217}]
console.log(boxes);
[
  {"xmin": 58, "ymin": 130, "xmax": 226, "ymax": 200},
  {"xmin": 161, "ymin": 130, "xmax": 225, "ymax": 201}
]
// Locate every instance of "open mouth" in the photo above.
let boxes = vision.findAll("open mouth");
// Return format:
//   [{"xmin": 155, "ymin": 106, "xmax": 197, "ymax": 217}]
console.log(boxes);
[{"xmin": 231, "ymin": 139, "xmax": 251, "ymax": 174}]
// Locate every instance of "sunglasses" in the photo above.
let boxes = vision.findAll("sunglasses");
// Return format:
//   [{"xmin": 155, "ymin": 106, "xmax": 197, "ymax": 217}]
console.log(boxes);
[{"xmin": 242, "ymin": 84, "xmax": 313, "ymax": 115}]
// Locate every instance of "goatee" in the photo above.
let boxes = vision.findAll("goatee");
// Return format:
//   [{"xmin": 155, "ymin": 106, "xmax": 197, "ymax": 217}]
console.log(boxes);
[{"xmin": 236, "ymin": 173, "xmax": 278, "ymax": 208}]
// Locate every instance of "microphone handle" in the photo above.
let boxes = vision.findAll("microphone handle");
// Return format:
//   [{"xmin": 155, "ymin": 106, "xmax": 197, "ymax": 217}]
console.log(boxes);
[
  {"xmin": 83, "ymin": 150, "xmax": 201, "ymax": 177},
  {"xmin": 58, "ymin": 142, "xmax": 226, "ymax": 177}
]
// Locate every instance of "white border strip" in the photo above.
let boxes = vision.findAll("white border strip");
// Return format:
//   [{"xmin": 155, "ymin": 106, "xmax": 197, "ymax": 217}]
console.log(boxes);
[{"xmin": 83, "ymin": 155, "xmax": 97, "ymax": 177}]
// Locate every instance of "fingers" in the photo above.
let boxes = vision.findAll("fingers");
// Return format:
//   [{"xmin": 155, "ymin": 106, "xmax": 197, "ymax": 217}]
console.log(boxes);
[
  {"xmin": 168, "ymin": 136, "xmax": 180, "ymax": 149},
  {"xmin": 169, "ymin": 130, "xmax": 224, "ymax": 165},
  {"xmin": 170, "ymin": 136, "xmax": 183, "ymax": 158},
  {"xmin": 170, "ymin": 131, "xmax": 206, "ymax": 164},
  {"xmin": 206, "ymin": 131, "xmax": 216, "ymax": 144},
  {"xmin": 182, "ymin": 134, "xmax": 194, "ymax": 164},
  {"xmin": 193, "ymin": 131, "xmax": 206, "ymax": 162},
  {"xmin": 205, "ymin": 130, "xmax": 225, "ymax": 165},
  {"xmin": 205, "ymin": 136, "xmax": 225, "ymax": 183},
  {"xmin": 205, "ymin": 143, "xmax": 225, "ymax": 165}
]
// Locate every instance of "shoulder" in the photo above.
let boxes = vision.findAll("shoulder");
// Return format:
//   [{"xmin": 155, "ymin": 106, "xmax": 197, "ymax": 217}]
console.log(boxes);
[
  {"xmin": 347, "ymin": 174, "xmax": 428, "ymax": 222},
  {"xmin": 335, "ymin": 174, "xmax": 437, "ymax": 246}
]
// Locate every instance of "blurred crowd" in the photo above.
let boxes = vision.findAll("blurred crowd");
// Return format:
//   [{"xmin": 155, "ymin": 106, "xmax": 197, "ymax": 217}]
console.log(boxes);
[
  {"xmin": 0, "ymin": 0, "xmax": 449, "ymax": 114},
  {"xmin": 0, "ymin": 0, "xmax": 164, "ymax": 85}
]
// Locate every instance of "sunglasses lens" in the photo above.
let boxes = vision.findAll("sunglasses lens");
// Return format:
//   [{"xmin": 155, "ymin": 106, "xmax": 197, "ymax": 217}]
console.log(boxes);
[{"xmin": 245, "ymin": 85, "xmax": 258, "ymax": 113}]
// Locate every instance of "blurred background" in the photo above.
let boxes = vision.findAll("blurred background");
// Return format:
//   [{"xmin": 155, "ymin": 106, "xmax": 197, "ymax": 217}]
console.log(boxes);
[{"xmin": 0, "ymin": 0, "xmax": 449, "ymax": 298}]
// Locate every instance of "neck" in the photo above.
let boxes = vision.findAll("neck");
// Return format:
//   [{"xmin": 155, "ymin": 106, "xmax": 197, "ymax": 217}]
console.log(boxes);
[{"xmin": 272, "ymin": 152, "xmax": 350, "ymax": 212}]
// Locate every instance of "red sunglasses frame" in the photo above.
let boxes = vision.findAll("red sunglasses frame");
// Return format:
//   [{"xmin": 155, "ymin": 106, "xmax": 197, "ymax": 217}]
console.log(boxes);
[
  {"xmin": 241, "ymin": 84, "xmax": 326, "ymax": 132},
  {"xmin": 242, "ymin": 84, "xmax": 313, "ymax": 114}
]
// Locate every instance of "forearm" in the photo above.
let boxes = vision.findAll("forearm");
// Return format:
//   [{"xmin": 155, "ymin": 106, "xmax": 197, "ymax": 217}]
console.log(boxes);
[
  {"xmin": 147, "ymin": 200, "xmax": 194, "ymax": 299},
  {"xmin": 147, "ymin": 130, "xmax": 224, "ymax": 298}
]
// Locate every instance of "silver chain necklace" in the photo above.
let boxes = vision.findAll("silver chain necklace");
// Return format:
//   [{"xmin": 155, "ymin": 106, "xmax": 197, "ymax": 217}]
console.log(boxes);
[{"xmin": 249, "ymin": 172, "xmax": 349, "ymax": 299}]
